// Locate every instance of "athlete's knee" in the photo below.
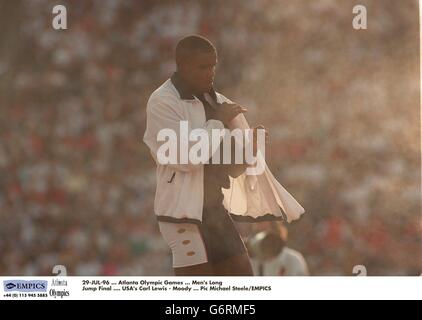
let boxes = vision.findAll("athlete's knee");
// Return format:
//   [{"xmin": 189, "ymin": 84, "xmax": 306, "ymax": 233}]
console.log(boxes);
[
  {"xmin": 213, "ymin": 254, "xmax": 254, "ymax": 276},
  {"xmin": 174, "ymin": 262, "xmax": 213, "ymax": 276}
]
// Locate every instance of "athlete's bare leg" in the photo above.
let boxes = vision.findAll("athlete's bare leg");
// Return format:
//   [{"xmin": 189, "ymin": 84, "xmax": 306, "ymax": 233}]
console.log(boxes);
[
  {"xmin": 173, "ymin": 253, "xmax": 253, "ymax": 276},
  {"xmin": 173, "ymin": 262, "xmax": 214, "ymax": 276},
  {"xmin": 212, "ymin": 253, "xmax": 254, "ymax": 276}
]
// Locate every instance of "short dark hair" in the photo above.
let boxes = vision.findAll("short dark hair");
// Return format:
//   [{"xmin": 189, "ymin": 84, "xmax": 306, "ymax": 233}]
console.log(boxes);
[{"xmin": 175, "ymin": 35, "xmax": 216, "ymax": 66}]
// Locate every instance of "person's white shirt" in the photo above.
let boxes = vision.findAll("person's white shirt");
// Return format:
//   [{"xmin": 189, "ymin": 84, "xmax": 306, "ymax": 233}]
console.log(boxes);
[
  {"xmin": 251, "ymin": 247, "xmax": 310, "ymax": 276},
  {"xmin": 143, "ymin": 77, "xmax": 306, "ymax": 224}
]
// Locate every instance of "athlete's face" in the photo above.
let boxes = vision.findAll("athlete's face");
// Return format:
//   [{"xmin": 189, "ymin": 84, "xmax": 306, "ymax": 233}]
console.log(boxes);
[{"xmin": 178, "ymin": 51, "xmax": 217, "ymax": 95}]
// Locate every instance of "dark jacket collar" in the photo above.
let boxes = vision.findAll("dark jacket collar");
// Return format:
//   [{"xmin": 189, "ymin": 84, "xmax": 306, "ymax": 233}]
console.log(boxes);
[{"xmin": 171, "ymin": 72, "xmax": 217, "ymax": 102}]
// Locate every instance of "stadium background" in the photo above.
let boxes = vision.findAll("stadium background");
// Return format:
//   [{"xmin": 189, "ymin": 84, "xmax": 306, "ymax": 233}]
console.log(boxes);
[{"xmin": 0, "ymin": 0, "xmax": 420, "ymax": 275}]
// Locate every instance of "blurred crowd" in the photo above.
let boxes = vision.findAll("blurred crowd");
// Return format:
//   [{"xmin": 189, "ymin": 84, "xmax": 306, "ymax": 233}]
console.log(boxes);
[{"xmin": 0, "ymin": 0, "xmax": 420, "ymax": 276}]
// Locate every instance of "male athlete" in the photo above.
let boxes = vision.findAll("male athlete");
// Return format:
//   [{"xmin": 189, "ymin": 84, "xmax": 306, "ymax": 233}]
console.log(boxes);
[{"xmin": 144, "ymin": 35, "xmax": 280, "ymax": 276}]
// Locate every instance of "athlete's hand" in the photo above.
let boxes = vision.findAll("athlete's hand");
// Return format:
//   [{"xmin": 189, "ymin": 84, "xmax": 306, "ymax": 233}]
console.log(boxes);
[{"xmin": 214, "ymin": 103, "xmax": 247, "ymax": 126}]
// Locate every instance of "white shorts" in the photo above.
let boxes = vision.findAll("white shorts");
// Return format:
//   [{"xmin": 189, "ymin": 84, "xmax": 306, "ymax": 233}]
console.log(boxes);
[{"xmin": 158, "ymin": 222, "xmax": 208, "ymax": 268}]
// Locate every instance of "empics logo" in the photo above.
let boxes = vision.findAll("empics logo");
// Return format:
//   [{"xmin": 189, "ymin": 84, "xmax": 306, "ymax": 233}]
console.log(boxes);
[
  {"xmin": 5, "ymin": 283, "xmax": 16, "ymax": 290},
  {"xmin": 3, "ymin": 280, "xmax": 48, "ymax": 292}
]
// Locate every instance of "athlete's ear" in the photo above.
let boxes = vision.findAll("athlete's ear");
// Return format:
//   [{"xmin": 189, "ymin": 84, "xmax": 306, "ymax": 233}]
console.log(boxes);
[{"xmin": 176, "ymin": 53, "xmax": 188, "ymax": 71}]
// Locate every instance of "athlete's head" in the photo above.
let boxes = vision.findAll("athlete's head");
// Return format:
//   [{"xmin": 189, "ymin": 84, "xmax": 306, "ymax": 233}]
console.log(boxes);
[{"xmin": 175, "ymin": 35, "xmax": 217, "ymax": 95}]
